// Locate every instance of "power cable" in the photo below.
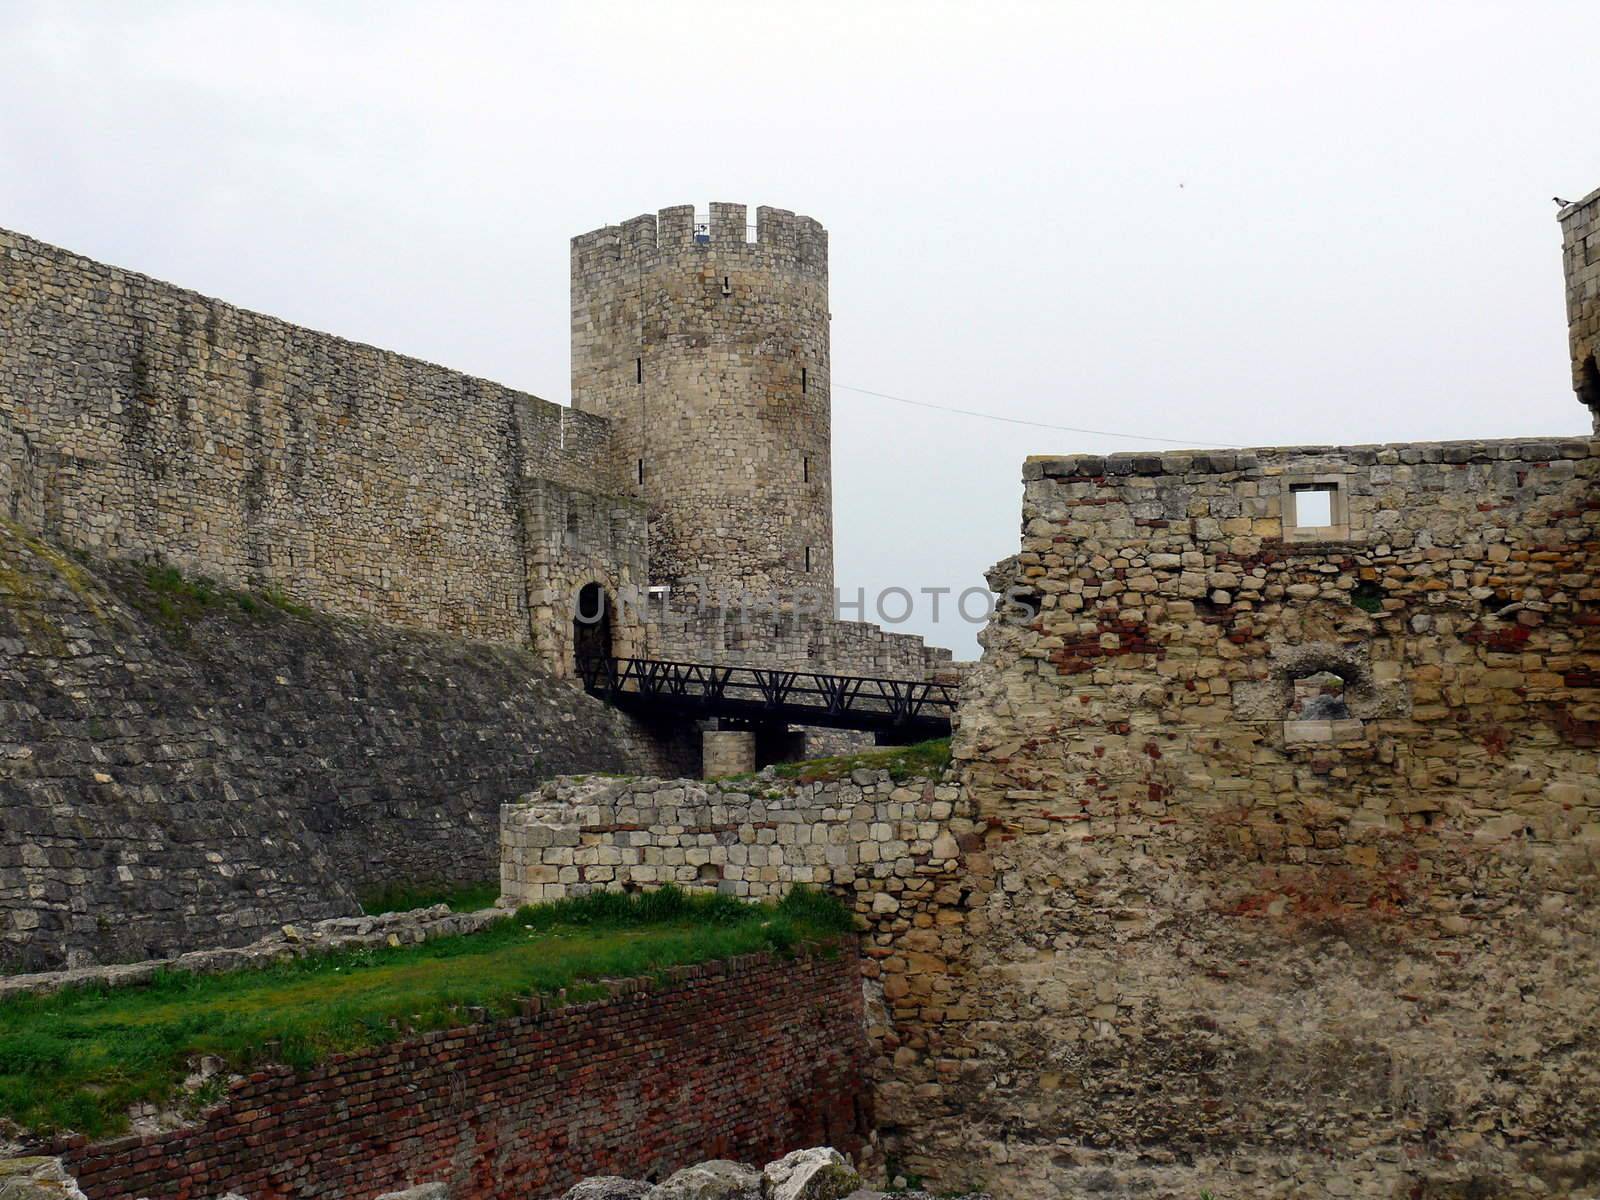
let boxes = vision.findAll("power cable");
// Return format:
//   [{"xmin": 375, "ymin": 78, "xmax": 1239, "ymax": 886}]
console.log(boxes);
[{"xmin": 834, "ymin": 383, "xmax": 1239, "ymax": 448}]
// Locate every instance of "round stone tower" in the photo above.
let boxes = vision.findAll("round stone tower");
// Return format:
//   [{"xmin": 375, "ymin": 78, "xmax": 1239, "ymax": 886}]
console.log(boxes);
[{"xmin": 570, "ymin": 202, "xmax": 833, "ymax": 600}]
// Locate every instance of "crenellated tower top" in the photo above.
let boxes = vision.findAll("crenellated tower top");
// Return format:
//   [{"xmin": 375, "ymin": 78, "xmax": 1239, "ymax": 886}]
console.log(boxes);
[{"xmin": 570, "ymin": 203, "xmax": 833, "ymax": 599}]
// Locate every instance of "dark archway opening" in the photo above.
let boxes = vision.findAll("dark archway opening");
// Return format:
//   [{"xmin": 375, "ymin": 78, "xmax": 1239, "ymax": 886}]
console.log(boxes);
[
  {"xmin": 574, "ymin": 581, "xmax": 613, "ymax": 675},
  {"xmin": 1580, "ymin": 351, "xmax": 1600, "ymax": 413}
]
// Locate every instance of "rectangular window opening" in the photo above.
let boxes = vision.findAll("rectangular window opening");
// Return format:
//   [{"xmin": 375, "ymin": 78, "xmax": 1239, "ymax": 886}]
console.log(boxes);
[
  {"xmin": 635, "ymin": 357, "xmax": 642, "ymax": 383},
  {"xmin": 1291, "ymin": 484, "xmax": 1335, "ymax": 528},
  {"xmin": 805, "ymin": 546, "xmax": 812, "ymax": 573},
  {"xmin": 637, "ymin": 459, "xmax": 644, "ymax": 485},
  {"xmin": 801, "ymin": 366, "xmax": 807, "ymax": 393}
]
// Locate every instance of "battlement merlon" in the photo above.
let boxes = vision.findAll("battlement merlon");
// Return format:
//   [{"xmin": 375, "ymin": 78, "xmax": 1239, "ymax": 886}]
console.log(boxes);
[{"xmin": 569, "ymin": 203, "xmax": 828, "ymax": 275}]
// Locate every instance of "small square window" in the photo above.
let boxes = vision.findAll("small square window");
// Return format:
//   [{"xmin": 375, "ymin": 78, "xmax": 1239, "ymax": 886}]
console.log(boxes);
[
  {"xmin": 1282, "ymin": 473, "xmax": 1355, "ymax": 543},
  {"xmin": 1291, "ymin": 485, "xmax": 1334, "ymax": 528}
]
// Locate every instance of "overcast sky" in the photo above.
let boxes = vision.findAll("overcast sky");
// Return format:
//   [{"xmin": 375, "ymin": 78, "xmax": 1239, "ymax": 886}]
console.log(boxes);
[{"xmin": 3, "ymin": 1, "xmax": 1596, "ymax": 658}]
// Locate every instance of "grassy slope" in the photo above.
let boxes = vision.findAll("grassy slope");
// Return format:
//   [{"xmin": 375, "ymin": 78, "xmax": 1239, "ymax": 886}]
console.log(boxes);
[
  {"xmin": 0, "ymin": 888, "xmax": 852, "ymax": 1139},
  {"xmin": 766, "ymin": 737, "xmax": 951, "ymax": 784}
]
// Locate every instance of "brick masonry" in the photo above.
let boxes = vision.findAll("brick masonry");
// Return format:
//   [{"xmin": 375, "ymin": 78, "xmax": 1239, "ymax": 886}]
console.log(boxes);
[{"xmin": 55, "ymin": 951, "xmax": 870, "ymax": 1200}]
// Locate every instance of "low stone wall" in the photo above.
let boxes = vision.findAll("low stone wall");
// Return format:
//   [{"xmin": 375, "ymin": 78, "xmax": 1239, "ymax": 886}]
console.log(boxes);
[
  {"xmin": 500, "ymin": 769, "xmax": 968, "ymax": 906},
  {"xmin": 50, "ymin": 951, "xmax": 868, "ymax": 1200},
  {"xmin": 499, "ymin": 767, "xmax": 983, "ymax": 1166}
]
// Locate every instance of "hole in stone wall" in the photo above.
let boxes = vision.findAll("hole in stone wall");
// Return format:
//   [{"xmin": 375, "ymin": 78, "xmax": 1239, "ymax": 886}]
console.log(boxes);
[
  {"xmin": 801, "ymin": 366, "xmax": 808, "ymax": 393},
  {"xmin": 1581, "ymin": 352, "xmax": 1600, "ymax": 411},
  {"xmin": 1008, "ymin": 589, "xmax": 1043, "ymax": 620},
  {"xmin": 1291, "ymin": 671, "xmax": 1349, "ymax": 719},
  {"xmin": 1351, "ymin": 581, "xmax": 1383, "ymax": 612},
  {"xmin": 1291, "ymin": 484, "xmax": 1335, "ymax": 528},
  {"xmin": 803, "ymin": 455, "xmax": 810, "ymax": 483},
  {"xmin": 805, "ymin": 546, "xmax": 812, "ymax": 572},
  {"xmin": 636, "ymin": 357, "xmax": 642, "ymax": 383}
]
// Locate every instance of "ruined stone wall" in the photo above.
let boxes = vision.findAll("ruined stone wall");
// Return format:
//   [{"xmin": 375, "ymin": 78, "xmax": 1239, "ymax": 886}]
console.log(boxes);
[
  {"xmin": 53, "ymin": 951, "xmax": 869, "ymax": 1200},
  {"xmin": 0, "ymin": 227, "xmax": 623, "ymax": 651},
  {"xmin": 571, "ymin": 203, "xmax": 833, "ymax": 598},
  {"xmin": 1562, "ymin": 189, "xmax": 1600, "ymax": 433},
  {"xmin": 913, "ymin": 436, "xmax": 1600, "ymax": 1198},
  {"xmin": 499, "ymin": 767, "xmax": 982, "ymax": 1174},
  {"xmin": 0, "ymin": 522, "xmax": 691, "ymax": 970}
]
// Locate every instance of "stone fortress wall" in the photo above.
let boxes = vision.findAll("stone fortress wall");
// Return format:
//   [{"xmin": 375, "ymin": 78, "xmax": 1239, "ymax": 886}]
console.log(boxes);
[
  {"xmin": 571, "ymin": 203, "xmax": 834, "ymax": 599},
  {"xmin": 923, "ymin": 435, "xmax": 1600, "ymax": 1197},
  {"xmin": 514, "ymin": 434, "xmax": 1600, "ymax": 1198},
  {"xmin": 0, "ymin": 519, "xmax": 689, "ymax": 970},
  {"xmin": 1562, "ymin": 187, "xmax": 1600, "ymax": 433},
  {"xmin": 0, "ymin": 227, "xmax": 649, "ymax": 670}
]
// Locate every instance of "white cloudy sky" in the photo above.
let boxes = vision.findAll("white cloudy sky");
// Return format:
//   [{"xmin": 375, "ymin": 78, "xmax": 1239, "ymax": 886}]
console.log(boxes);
[{"xmin": 2, "ymin": 1, "xmax": 1596, "ymax": 658}]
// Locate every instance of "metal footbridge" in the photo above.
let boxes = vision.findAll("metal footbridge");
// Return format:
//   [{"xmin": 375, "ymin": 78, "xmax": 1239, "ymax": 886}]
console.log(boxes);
[{"xmin": 578, "ymin": 657, "xmax": 957, "ymax": 741}]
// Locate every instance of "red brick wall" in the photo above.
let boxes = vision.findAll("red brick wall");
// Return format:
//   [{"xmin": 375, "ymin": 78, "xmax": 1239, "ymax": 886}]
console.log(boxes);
[{"xmin": 58, "ymin": 950, "xmax": 868, "ymax": 1200}]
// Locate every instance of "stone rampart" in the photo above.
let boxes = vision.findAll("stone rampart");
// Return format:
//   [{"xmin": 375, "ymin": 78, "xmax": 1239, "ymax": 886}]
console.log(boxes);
[
  {"xmin": 50, "ymin": 951, "xmax": 869, "ymax": 1200},
  {"xmin": 0, "ymin": 522, "xmax": 691, "ymax": 970},
  {"xmin": 907, "ymin": 435, "xmax": 1600, "ymax": 1197},
  {"xmin": 499, "ymin": 766, "xmax": 983, "ymax": 1160},
  {"xmin": 0, "ymin": 227, "xmax": 624, "ymax": 649}
]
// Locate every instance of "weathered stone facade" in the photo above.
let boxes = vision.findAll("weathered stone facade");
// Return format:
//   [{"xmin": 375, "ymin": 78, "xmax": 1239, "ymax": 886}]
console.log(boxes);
[
  {"xmin": 571, "ymin": 204, "xmax": 833, "ymax": 599},
  {"xmin": 1562, "ymin": 187, "xmax": 1600, "ymax": 433},
  {"xmin": 918, "ymin": 436, "xmax": 1600, "ymax": 1197}
]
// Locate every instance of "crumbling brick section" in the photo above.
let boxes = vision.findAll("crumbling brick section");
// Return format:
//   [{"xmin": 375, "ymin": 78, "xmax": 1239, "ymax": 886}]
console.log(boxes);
[{"xmin": 55, "ymin": 951, "xmax": 868, "ymax": 1200}]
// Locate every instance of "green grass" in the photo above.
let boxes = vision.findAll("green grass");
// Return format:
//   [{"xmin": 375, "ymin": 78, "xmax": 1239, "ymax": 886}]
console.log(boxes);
[
  {"xmin": 764, "ymin": 737, "xmax": 951, "ymax": 784},
  {"xmin": 0, "ymin": 887, "xmax": 852, "ymax": 1139},
  {"xmin": 358, "ymin": 880, "xmax": 502, "ymax": 915},
  {"xmin": 131, "ymin": 564, "xmax": 313, "ymax": 641}
]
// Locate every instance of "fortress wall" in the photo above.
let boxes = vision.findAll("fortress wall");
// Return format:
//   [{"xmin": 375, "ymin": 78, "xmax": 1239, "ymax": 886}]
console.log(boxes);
[
  {"xmin": 0, "ymin": 404, "xmax": 40, "ymax": 531},
  {"xmin": 888, "ymin": 436, "xmax": 1600, "ymax": 1198},
  {"xmin": 500, "ymin": 768, "xmax": 970, "ymax": 907},
  {"xmin": 500, "ymin": 768, "xmax": 976, "ymax": 1160},
  {"xmin": 1562, "ymin": 189, "xmax": 1600, "ymax": 432},
  {"xmin": 519, "ymin": 477, "xmax": 649, "ymax": 676},
  {"xmin": 0, "ymin": 523, "xmax": 690, "ymax": 970},
  {"xmin": 0, "ymin": 227, "xmax": 604, "ymax": 646},
  {"xmin": 57, "ymin": 951, "xmax": 869, "ymax": 1200}
]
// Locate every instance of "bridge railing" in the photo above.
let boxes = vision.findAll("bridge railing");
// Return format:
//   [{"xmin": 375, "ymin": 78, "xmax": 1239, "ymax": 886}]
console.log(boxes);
[{"xmin": 578, "ymin": 656, "xmax": 958, "ymax": 731}]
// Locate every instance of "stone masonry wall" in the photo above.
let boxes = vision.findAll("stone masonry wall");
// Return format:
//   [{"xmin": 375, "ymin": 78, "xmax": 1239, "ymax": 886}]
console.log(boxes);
[
  {"xmin": 0, "ymin": 227, "xmax": 623, "ymax": 651},
  {"xmin": 499, "ymin": 767, "xmax": 984, "ymax": 1172},
  {"xmin": 913, "ymin": 436, "xmax": 1600, "ymax": 1198},
  {"xmin": 54, "ymin": 951, "xmax": 869, "ymax": 1200},
  {"xmin": 1562, "ymin": 189, "xmax": 1600, "ymax": 433},
  {"xmin": 0, "ymin": 521, "xmax": 690, "ymax": 970},
  {"xmin": 571, "ymin": 203, "xmax": 834, "ymax": 598}
]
